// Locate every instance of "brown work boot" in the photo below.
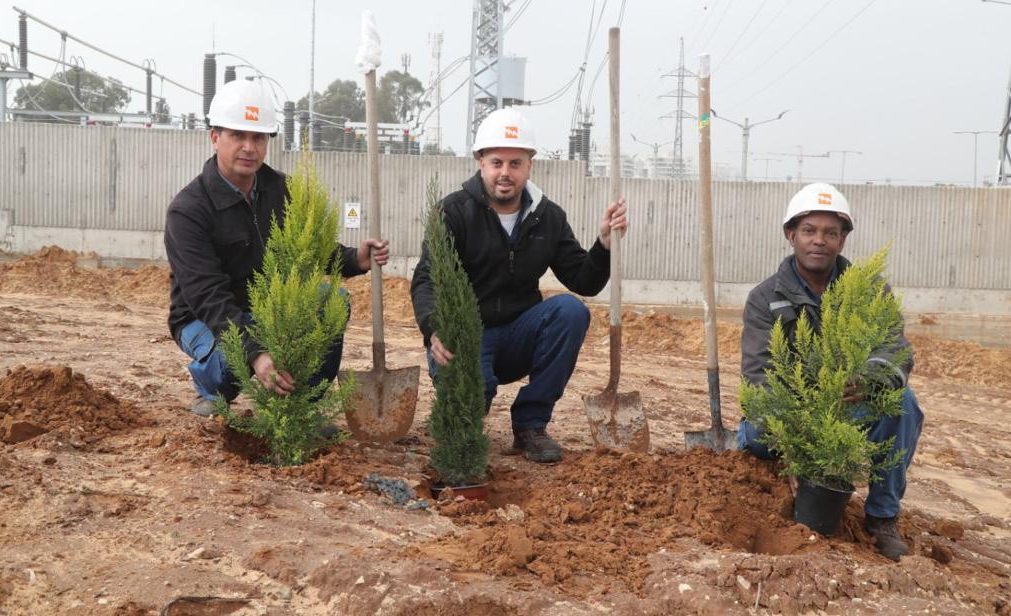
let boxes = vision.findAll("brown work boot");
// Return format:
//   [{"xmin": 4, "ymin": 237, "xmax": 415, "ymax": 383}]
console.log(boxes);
[
  {"xmin": 512, "ymin": 428, "xmax": 562, "ymax": 463},
  {"xmin": 865, "ymin": 515, "xmax": 909, "ymax": 561}
]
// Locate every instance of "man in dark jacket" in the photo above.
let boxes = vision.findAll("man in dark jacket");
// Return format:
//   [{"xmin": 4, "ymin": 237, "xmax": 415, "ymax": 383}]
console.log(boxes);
[
  {"xmin": 165, "ymin": 79, "xmax": 389, "ymax": 417},
  {"xmin": 738, "ymin": 182, "xmax": 924, "ymax": 561},
  {"xmin": 411, "ymin": 108, "xmax": 627, "ymax": 463}
]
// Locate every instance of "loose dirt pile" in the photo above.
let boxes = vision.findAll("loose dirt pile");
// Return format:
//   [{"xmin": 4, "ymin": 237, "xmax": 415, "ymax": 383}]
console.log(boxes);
[
  {"xmin": 0, "ymin": 246, "xmax": 168, "ymax": 305},
  {"xmin": 909, "ymin": 334, "xmax": 1011, "ymax": 389},
  {"xmin": 0, "ymin": 364, "xmax": 146, "ymax": 445}
]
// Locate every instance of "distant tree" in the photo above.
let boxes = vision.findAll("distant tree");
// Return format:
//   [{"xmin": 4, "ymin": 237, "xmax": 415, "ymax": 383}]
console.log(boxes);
[
  {"xmin": 298, "ymin": 79, "xmax": 365, "ymax": 123},
  {"xmin": 377, "ymin": 70, "xmax": 428, "ymax": 124},
  {"xmin": 14, "ymin": 69, "xmax": 130, "ymax": 116},
  {"xmin": 422, "ymin": 142, "xmax": 457, "ymax": 157}
]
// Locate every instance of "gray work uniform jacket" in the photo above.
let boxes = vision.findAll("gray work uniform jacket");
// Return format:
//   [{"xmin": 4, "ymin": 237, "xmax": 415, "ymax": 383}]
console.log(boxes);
[{"xmin": 740, "ymin": 255, "xmax": 914, "ymax": 388}]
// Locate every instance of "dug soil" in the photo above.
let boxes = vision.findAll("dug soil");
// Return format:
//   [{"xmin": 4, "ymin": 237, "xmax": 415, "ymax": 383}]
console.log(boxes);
[{"xmin": 1, "ymin": 248, "xmax": 1009, "ymax": 615}]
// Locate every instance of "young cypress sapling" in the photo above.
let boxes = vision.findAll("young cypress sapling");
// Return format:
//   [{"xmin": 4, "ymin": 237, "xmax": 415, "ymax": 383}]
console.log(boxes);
[
  {"xmin": 423, "ymin": 177, "xmax": 488, "ymax": 485},
  {"xmin": 739, "ymin": 246, "xmax": 909, "ymax": 491},
  {"xmin": 217, "ymin": 150, "xmax": 356, "ymax": 466}
]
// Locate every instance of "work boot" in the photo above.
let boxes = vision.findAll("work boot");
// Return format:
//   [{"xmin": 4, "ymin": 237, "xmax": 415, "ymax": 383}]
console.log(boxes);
[
  {"xmin": 865, "ymin": 515, "xmax": 909, "ymax": 561},
  {"xmin": 512, "ymin": 428, "xmax": 562, "ymax": 463},
  {"xmin": 190, "ymin": 397, "xmax": 217, "ymax": 417}
]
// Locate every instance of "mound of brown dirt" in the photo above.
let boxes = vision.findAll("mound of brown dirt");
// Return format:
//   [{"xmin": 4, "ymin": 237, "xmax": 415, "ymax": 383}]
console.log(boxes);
[
  {"xmin": 0, "ymin": 365, "xmax": 146, "ymax": 444},
  {"xmin": 344, "ymin": 275, "xmax": 416, "ymax": 325},
  {"xmin": 589, "ymin": 308, "xmax": 743, "ymax": 357},
  {"xmin": 908, "ymin": 333, "xmax": 1011, "ymax": 389},
  {"xmin": 0, "ymin": 247, "xmax": 169, "ymax": 305},
  {"xmin": 418, "ymin": 449, "xmax": 854, "ymax": 595}
]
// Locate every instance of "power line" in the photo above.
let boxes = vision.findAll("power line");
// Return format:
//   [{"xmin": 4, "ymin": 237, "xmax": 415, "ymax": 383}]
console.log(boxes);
[
  {"xmin": 721, "ymin": 0, "xmax": 836, "ymax": 99},
  {"xmin": 718, "ymin": 0, "xmax": 794, "ymax": 68},
  {"xmin": 686, "ymin": 0, "xmax": 722, "ymax": 53},
  {"xmin": 733, "ymin": 0, "xmax": 878, "ymax": 107},
  {"xmin": 715, "ymin": 0, "xmax": 771, "ymax": 71},
  {"xmin": 699, "ymin": 0, "xmax": 736, "ymax": 53},
  {"xmin": 12, "ymin": 6, "xmax": 200, "ymax": 96}
]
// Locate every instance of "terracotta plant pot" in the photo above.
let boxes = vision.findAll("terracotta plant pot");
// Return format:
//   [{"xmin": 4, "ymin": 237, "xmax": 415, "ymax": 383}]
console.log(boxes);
[
  {"xmin": 793, "ymin": 476, "xmax": 854, "ymax": 536},
  {"xmin": 430, "ymin": 482, "xmax": 488, "ymax": 502}
]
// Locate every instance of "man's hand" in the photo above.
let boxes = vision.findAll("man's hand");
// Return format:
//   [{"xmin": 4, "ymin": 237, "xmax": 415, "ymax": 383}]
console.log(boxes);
[
  {"xmin": 843, "ymin": 380, "xmax": 865, "ymax": 404},
  {"xmin": 430, "ymin": 333, "xmax": 455, "ymax": 367},
  {"xmin": 252, "ymin": 352, "xmax": 295, "ymax": 395},
  {"xmin": 598, "ymin": 197, "xmax": 628, "ymax": 250},
  {"xmin": 357, "ymin": 238, "xmax": 390, "ymax": 272}
]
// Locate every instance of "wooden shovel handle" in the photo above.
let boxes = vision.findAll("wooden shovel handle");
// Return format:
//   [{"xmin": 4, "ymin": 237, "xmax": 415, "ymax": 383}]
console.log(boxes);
[
  {"xmin": 365, "ymin": 69, "xmax": 385, "ymax": 370},
  {"xmin": 608, "ymin": 27, "xmax": 622, "ymax": 390}
]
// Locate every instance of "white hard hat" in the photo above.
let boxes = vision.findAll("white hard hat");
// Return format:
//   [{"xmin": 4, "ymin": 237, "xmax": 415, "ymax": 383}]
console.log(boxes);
[
  {"xmin": 207, "ymin": 79, "xmax": 278, "ymax": 134},
  {"xmin": 472, "ymin": 108, "xmax": 536, "ymax": 158},
  {"xmin": 783, "ymin": 182, "xmax": 853, "ymax": 231}
]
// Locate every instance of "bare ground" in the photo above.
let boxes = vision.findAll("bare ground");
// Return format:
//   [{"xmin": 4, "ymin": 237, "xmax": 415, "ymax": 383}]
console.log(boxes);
[{"xmin": 0, "ymin": 247, "xmax": 1009, "ymax": 615}]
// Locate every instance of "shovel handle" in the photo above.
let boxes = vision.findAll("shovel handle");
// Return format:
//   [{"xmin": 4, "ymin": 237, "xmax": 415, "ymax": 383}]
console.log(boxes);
[
  {"xmin": 697, "ymin": 54, "xmax": 721, "ymax": 419},
  {"xmin": 607, "ymin": 27, "xmax": 622, "ymax": 389},
  {"xmin": 365, "ymin": 69, "xmax": 385, "ymax": 370}
]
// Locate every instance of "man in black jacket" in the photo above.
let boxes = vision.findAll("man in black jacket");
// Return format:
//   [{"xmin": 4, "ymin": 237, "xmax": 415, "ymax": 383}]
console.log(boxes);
[
  {"xmin": 165, "ymin": 79, "xmax": 389, "ymax": 417},
  {"xmin": 738, "ymin": 182, "xmax": 924, "ymax": 561},
  {"xmin": 411, "ymin": 108, "xmax": 627, "ymax": 463}
]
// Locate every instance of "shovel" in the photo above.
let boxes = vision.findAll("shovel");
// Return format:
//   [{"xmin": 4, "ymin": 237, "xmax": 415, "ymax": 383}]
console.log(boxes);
[
  {"xmin": 684, "ymin": 54, "xmax": 737, "ymax": 452},
  {"xmin": 341, "ymin": 67, "xmax": 419, "ymax": 442},
  {"xmin": 583, "ymin": 27, "xmax": 650, "ymax": 453}
]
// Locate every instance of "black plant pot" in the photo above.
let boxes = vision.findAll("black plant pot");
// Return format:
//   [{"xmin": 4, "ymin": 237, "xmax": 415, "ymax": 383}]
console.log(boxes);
[{"xmin": 793, "ymin": 476, "xmax": 854, "ymax": 536}]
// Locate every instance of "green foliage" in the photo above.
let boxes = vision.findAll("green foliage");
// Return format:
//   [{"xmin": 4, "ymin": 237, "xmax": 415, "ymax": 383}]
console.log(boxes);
[
  {"xmin": 14, "ymin": 69, "xmax": 130, "ymax": 115},
  {"xmin": 424, "ymin": 177, "xmax": 488, "ymax": 485},
  {"xmin": 218, "ymin": 150, "xmax": 355, "ymax": 466},
  {"xmin": 739, "ymin": 247, "xmax": 909, "ymax": 490}
]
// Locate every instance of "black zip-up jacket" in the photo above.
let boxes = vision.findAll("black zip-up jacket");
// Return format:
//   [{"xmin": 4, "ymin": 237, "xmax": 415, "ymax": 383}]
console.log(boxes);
[
  {"xmin": 165, "ymin": 156, "xmax": 363, "ymax": 355},
  {"xmin": 411, "ymin": 172, "xmax": 610, "ymax": 346},
  {"xmin": 741, "ymin": 255, "xmax": 914, "ymax": 388}
]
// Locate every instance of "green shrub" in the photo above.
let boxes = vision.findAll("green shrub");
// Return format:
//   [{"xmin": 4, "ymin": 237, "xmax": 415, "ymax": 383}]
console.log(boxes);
[
  {"xmin": 217, "ymin": 151, "xmax": 355, "ymax": 466},
  {"xmin": 423, "ymin": 177, "xmax": 488, "ymax": 485},
  {"xmin": 739, "ymin": 247, "xmax": 908, "ymax": 490}
]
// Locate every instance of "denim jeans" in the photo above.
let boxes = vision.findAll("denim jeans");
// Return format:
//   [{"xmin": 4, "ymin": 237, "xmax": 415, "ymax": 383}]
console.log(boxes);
[
  {"xmin": 427, "ymin": 294, "xmax": 591, "ymax": 431},
  {"xmin": 737, "ymin": 387, "xmax": 925, "ymax": 518},
  {"xmin": 177, "ymin": 289, "xmax": 349, "ymax": 402}
]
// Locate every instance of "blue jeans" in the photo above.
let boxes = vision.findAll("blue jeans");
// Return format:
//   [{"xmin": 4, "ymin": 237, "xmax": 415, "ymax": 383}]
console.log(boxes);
[
  {"xmin": 177, "ymin": 290, "xmax": 349, "ymax": 402},
  {"xmin": 737, "ymin": 388, "xmax": 925, "ymax": 518},
  {"xmin": 427, "ymin": 294, "xmax": 591, "ymax": 431}
]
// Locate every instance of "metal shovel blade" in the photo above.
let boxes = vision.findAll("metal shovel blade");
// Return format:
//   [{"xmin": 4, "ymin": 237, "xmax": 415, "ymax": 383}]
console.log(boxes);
[
  {"xmin": 584, "ymin": 388, "xmax": 650, "ymax": 453},
  {"xmin": 341, "ymin": 365, "xmax": 420, "ymax": 443},
  {"xmin": 684, "ymin": 424, "xmax": 738, "ymax": 452}
]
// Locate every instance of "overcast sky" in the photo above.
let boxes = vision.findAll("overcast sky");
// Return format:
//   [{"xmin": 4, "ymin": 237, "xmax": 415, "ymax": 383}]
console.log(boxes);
[{"xmin": 2, "ymin": 0, "xmax": 1008, "ymax": 186}]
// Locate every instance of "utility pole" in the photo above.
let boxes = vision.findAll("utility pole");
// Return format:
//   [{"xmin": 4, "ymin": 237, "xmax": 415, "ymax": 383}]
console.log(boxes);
[
  {"xmin": 953, "ymin": 130, "xmax": 997, "ymax": 187},
  {"xmin": 752, "ymin": 157, "xmax": 781, "ymax": 181},
  {"xmin": 466, "ymin": 0, "xmax": 504, "ymax": 152},
  {"xmin": 827, "ymin": 149, "xmax": 862, "ymax": 184},
  {"xmin": 660, "ymin": 37, "xmax": 697, "ymax": 178},
  {"xmin": 631, "ymin": 134, "xmax": 674, "ymax": 179},
  {"xmin": 711, "ymin": 109, "xmax": 788, "ymax": 180},
  {"xmin": 428, "ymin": 33, "xmax": 443, "ymax": 152},
  {"xmin": 769, "ymin": 146, "xmax": 830, "ymax": 183},
  {"xmin": 308, "ymin": 0, "xmax": 317, "ymax": 151},
  {"xmin": 1, "ymin": 12, "xmax": 32, "ymax": 122}
]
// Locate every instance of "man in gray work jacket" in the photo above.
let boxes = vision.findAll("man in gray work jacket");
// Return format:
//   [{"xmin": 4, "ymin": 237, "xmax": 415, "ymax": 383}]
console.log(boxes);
[{"xmin": 738, "ymin": 182, "xmax": 924, "ymax": 561}]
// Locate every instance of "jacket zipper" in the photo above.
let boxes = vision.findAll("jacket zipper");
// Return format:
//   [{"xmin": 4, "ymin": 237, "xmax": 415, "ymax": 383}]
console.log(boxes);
[{"xmin": 249, "ymin": 193, "xmax": 265, "ymax": 248}]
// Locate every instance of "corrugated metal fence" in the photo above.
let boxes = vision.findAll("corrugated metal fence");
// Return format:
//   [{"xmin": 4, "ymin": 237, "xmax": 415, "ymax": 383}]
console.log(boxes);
[{"xmin": 2, "ymin": 123, "xmax": 1010, "ymax": 292}]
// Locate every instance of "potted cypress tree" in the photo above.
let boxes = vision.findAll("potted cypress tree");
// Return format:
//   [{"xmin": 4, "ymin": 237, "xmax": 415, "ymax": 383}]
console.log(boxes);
[
  {"xmin": 739, "ymin": 247, "xmax": 908, "ymax": 535},
  {"xmin": 423, "ymin": 178, "xmax": 489, "ymax": 499},
  {"xmin": 217, "ymin": 151, "xmax": 356, "ymax": 466}
]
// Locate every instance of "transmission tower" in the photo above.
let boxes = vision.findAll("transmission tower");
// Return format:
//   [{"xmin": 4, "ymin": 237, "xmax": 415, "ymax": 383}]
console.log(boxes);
[
  {"xmin": 660, "ymin": 38, "xmax": 697, "ymax": 178},
  {"xmin": 428, "ymin": 33, "xmax": 443, "ymax": 151},
  {"xmin": 997, "ymin": 63, "xmax": 1011, "ymax": 184},
  {"xmin": 466, "ymin": 0, "xmax": 504, "ymax": 152}
]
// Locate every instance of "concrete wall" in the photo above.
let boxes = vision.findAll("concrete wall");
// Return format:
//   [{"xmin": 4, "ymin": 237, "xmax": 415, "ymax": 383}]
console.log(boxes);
[{"xmin": 2, "ymin": 123, "xmax": 1010, "ymax": 315}]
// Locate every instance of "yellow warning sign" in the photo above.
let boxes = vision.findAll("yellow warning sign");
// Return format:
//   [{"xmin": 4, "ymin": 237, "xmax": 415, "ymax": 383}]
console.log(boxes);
[{"xmin": 344, "ymin": 202, "xmax": 361, "ymax": 229}]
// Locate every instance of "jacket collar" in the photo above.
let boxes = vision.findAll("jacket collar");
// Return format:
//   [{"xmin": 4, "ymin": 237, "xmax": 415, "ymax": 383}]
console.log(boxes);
[
  {"xmin": 200, "ymin": 155, "xmax": 282, "ymax": 211},
  {"xmin": 462, "ymin": 171, "xmax": 544, "ymax": 218},
  {"xmin": 773, "ymin": 254, "xmax": 851, "ymax": 305}
]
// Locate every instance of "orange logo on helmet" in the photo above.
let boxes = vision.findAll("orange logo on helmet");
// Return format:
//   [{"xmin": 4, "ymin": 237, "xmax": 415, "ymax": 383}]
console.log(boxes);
[
  {"xmin": 817, "ymin": 192, "xmax": 832, "ymax": 205},
  {"xmin": 244, "ymin": 106, "xmax": 260, "ymax": 122},
  {"xmin": 504, "ymin": 125, "xmax": 519, "ymax": 139}
]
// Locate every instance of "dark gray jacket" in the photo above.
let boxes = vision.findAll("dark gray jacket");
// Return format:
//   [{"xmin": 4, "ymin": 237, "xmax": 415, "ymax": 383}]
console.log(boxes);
[{"xmin": 741, "ymin": 255, "xmax": 914, "ymax": 388}]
